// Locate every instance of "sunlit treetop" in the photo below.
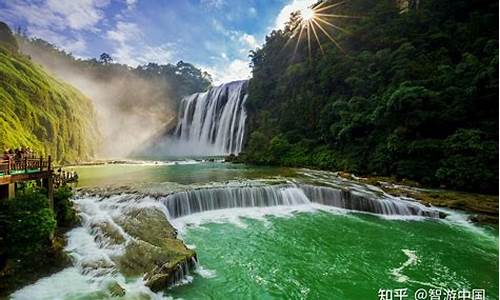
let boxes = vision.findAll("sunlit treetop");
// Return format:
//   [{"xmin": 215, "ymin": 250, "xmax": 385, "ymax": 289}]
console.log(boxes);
[{"xmin": 285, "ymin": 0, "xmax": 361, "ymax": 60}]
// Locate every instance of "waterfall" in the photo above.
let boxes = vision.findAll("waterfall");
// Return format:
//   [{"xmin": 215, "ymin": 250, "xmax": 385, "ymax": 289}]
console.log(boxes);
[
  {"xmin": 162, "ymin": 185, "xmax": 310, "ymax": 218},
  {"xmin": 299, "ymin": 185, "xmax": 439, "ymax": 217},
  {"xmin": 168, "ymin": 80, "xmax": 248, "ymax": 156},
  {"xmin": 161, "ymin": 184, "xmax": 440, "ymax": 219}
]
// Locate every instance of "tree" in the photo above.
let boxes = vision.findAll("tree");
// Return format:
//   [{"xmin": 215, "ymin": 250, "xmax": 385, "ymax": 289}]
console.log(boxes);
[{"xmin": 99, "ymin": 52, "xmax": 113, "ymax": 64}]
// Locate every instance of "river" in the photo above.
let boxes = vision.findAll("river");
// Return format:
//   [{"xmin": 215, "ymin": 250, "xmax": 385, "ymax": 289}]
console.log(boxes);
[{"xmin": 10, "ymin": 161, "xmax": 499, "ymax": 300}]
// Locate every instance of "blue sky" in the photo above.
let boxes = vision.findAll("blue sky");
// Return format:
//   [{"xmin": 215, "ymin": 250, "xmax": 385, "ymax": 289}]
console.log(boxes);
[{"xmin": 0, "ymin": 0, "xmax": 315, "ymax": 84}]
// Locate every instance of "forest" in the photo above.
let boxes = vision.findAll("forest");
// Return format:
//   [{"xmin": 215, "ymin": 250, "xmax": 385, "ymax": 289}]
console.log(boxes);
[{"xmin": 244, "ymin": 0, "xmax": 499, "ymax": 194}]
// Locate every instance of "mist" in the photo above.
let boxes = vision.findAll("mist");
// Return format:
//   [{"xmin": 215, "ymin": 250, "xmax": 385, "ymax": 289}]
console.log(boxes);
[{"xmin": 20, "ymin": 40, "xmax": 178, "ymax": 159}]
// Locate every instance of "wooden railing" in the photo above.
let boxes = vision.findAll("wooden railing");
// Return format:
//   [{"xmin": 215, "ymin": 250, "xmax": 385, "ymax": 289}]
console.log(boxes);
[
  {"xmin": 54, "ymin": 170, "xmax": 78, "ymax": 188},
  {"xmin": 0, "ymin": 156, "xmax": 51, "ymax": 176}
]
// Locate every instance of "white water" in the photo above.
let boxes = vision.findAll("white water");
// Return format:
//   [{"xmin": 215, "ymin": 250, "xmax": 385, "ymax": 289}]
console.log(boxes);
[
  {"xmin": 162, "ymin": 80, "xmax": 248, "ymax": 156},
  {"xmin": 161, "ymin": 183, "xmax": 440, "ymax": 219}
]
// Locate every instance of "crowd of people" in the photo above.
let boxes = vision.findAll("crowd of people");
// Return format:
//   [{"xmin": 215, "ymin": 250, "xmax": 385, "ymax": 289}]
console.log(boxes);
[{"xmin": 2, "ymin": 147, "xmax": 36, "ymax": 161}]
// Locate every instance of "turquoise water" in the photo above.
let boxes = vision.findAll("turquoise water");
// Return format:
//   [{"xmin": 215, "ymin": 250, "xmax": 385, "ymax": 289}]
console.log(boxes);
[
  {"xmin": 73, "ymin": 162, "xmax": 295, "ymax": 187},
  {"xmin": 170, "ymin": 211, "xmax": 498, "ymax": 299},
  {"xmin": 11, "ymin": 162, "xmax": 499, "ymax": 300}
]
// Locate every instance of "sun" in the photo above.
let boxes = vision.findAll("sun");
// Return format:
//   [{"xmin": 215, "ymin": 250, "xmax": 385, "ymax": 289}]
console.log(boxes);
[
  {"xmin": 300, "ymin": 7, "xmax": 315, "ymax": 22},
  {"xmin": 286, "ymin": 0, "xmax": 360, "ymax": 59}
]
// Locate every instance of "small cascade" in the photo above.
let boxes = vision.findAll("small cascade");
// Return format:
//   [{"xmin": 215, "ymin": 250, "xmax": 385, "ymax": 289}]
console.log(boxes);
[
  {"xmin": 162, "ymin": 185, "xmax": 310, "ymax": 218},
  {"xmin": 168, "ymin": 80, "xmax": 248, "ymax": 156},
  {"xmin": 157, "ymin": 257, "xmax": 196, "ymax": 287},
  {"xmin": 161, "ymin": 184, "xmax": 440, "ymax": 219},
  {"xmin": 299, "ymin": 184, "xmax": 440, "ymax": 218}
]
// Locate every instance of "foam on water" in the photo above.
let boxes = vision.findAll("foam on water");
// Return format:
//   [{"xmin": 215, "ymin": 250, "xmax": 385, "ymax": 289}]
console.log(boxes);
[{"xmin": 390, "ymin": 249, "xmax": 419, "ymax": 283}]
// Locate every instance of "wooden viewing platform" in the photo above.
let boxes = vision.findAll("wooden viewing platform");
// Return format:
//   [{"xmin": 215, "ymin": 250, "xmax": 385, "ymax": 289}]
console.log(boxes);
[{"xmin": 0, "ymin": 156, "xmax": 54, "ymax": 205}]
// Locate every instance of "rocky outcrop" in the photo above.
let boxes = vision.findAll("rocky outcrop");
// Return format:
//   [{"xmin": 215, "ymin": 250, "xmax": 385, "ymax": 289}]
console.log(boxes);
[{"xmin": 113, "ymin": 207, "xmax": 196, "ymax": 291}]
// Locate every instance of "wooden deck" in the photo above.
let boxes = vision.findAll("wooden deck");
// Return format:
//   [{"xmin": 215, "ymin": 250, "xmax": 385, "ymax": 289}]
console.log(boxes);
[{"xmin": 0, "ymin": 156, "xmax": 53, "ymax": 204}]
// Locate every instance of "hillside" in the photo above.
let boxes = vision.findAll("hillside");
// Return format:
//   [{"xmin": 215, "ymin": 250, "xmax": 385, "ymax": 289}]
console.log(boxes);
[
  {"xmin": 244, "ymin": 0, "xmax": 498, "ymax": 193},
  {"xmin": 0, "ymin": 23, "xmax": 100, "ymax": 162}
]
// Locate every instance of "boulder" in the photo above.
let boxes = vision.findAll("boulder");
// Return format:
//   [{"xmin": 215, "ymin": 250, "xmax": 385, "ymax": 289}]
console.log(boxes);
[
  {"xmin": 113, "ymin": 207, "xmax": 196, "ymax": 292},
  {"xmin": 107, "ymin": 281, "xmax": 126, "ymax": 297}
]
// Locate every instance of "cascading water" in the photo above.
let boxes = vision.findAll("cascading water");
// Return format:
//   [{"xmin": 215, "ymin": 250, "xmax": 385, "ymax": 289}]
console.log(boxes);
[
  {"xmin": 166, "ymin": 80, "xmax": 248, "ymax": 156},
  {"xmin": 161, "ymin": 183, "xmax": 441, "ymax": 219}
]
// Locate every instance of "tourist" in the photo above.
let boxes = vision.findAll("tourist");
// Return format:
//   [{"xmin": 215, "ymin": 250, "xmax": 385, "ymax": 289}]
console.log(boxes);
[{"xmin": 14, "ymin": 148, "xmax": 21, "ymax": 161}]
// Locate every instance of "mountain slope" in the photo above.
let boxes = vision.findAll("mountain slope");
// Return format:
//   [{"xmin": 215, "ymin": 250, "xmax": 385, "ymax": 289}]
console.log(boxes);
[{"xmin": 0, "ymin": 24, "xmax": 100, "ymax": 162}]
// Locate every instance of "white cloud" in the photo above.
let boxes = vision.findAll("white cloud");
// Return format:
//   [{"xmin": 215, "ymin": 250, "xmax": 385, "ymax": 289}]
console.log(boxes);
[
  {"xmin": 46, "ymin": 0, "xmax": 109, "ymax": 30},
  {"xmin": 1, "ymin": 0, "xmax": 109, "ymax": 32},
  {"xmin": 239, "ymin": 33, "xmax": 259, "ymax": 49},
  {"xmin": 29, "ymin": 27, "xmax": 87, "ymax": 53},
  {"xmin": 200, "ymin": 0, "xmax": 225, "ymax": 9},
  {"xmin": 249, "ymin": 7, "xmax": 258, "ymax": 17},
  {"xmin": 125, "ymin": 0, "xmax": 137, "ymax": 9},
  {"xmin": 106, "ymin": 21, "xmax": 174, "ymax": 66},
  {"xmin": 136, "ymin": 44, "xmax": 175, "ymax": 65},
  {"xmin": 275, "ymin": 0, "xmax": 315, "ymax": 29},
  {"xmin": 107, "ymin": 21, "xmax": 142, "ymax": 43},
  {"xmin": 0, "ymin": 0, "xmax": 112, "ymax": 56},
  {"xmin": 203, "ymin": 59, "xmax": 251, "ymax": 85}
]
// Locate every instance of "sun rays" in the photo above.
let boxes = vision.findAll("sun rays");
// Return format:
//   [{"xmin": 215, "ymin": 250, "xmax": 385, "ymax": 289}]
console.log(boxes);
[{"xmin": 286, "ymin": 0, "xmax": 360, "ymax": 60}]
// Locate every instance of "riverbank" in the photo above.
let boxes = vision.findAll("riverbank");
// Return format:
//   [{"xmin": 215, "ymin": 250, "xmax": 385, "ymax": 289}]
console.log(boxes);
[
  {"xmin": 227, "ymin": 156, "xmax": 498, "ymax": 224},
  {"xmin": 334, "ymin": 172, "xmax": 499, "ymax": 224}
]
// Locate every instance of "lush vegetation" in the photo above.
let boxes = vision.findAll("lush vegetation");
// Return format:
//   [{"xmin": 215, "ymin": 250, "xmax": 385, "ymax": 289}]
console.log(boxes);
[
  {"xmin": 0, "ymin": 186, "xmax": 76, "ymax": 295},
  {"xmin": 244, "ymin": 0, "xmax": 498, "ymax": 194},
  {"xmin": 0, "ymin": 23, "xmax": 100, "ymax": 162}
]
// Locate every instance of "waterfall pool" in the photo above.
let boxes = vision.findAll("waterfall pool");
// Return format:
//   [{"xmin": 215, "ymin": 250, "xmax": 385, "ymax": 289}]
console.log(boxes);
[{"xmin": 11, "ymin": 162, "xmax": 499, "ymax": 300}]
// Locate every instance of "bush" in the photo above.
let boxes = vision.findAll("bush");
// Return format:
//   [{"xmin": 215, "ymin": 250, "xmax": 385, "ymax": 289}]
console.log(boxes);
[
  {"xmin": 54, "ymin": 186, "xmax": 79, "ymax": 228},
  {"xmin": 1, "ymin": 188, "xmax": 56, "ymax": 256}
]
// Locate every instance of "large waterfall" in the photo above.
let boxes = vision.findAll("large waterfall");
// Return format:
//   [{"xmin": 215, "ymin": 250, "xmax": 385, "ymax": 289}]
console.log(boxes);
[{"xmin": 167, "ymin": 80, "xmax": 248, "ymax": 156}]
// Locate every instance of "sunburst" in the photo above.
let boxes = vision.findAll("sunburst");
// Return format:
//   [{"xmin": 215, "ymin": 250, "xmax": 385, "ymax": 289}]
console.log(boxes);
[{"xmin": 286, "ymin": 0, "xmax": 360, "ymax": 60}]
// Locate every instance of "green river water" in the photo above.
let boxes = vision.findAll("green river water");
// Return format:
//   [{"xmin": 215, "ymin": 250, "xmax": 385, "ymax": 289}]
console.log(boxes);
[{"xmin": 11, "ymin": 162, "xmax": 499, "ymax": 300}]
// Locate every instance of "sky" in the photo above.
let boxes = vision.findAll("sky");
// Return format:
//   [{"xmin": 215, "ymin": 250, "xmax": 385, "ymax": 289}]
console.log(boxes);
[{"xmin": 0, "ymin": 0, "xmax": 315, "ymax": 84}]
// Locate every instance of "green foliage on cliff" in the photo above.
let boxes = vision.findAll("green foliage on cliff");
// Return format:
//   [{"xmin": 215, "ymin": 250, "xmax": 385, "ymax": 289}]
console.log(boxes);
[
  {"xmin": 0, "ymin": 24, "xmax": 100, "ymax": 162},
  {"xmin": 244, "ymin": 0, "xmax": 498, "ymax": 193}
]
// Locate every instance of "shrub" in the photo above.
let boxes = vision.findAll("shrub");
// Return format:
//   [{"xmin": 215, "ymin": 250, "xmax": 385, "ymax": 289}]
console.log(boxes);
[
  {"xmin": 2, "ymin": 188, "xmax": 56, "ymax": 256},
  {"xmin": 54, "ymin": 186, "xmax": 79, "ymax": 228}
]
